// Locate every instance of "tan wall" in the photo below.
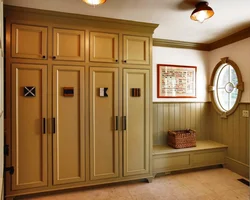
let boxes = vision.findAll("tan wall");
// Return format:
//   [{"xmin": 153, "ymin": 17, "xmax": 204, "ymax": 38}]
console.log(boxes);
[
  {"xmin": 210, "ymin": 103, "xmax": 250, "ymax": 178},
  {"xmin": 153, "ymin": 102, "xmax": 210, "ymax": 145}
]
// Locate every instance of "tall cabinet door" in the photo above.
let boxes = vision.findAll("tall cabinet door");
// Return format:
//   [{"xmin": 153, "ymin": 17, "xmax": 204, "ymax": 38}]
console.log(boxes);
[
  {"xmin": 52, "ymin": 65, "xmax": 85, "ymax": 185},
  {"xmin": 123, "ymin": 69, "xmax": 150, "ymax": 177},
  {"xmin": 90, "ymin": 67, "xmax": 119, "ymax": 180},
  {"xmin": 11, "ymin": 63, "xmax": 48, "ymax": 190}
]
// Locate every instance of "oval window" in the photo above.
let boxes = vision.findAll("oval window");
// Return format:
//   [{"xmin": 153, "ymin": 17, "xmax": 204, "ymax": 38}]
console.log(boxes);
[{"xmin": 210, "ymin": 57, "xmax": 244, "ymax": 117}]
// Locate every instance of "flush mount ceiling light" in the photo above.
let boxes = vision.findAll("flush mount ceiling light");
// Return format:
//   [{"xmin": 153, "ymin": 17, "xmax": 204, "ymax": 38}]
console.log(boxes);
[
  {"xmin": 190, "ymin": 1, "xmax": 214, "ymax": 23},
  {"xmin": 82, "ymin": 0, "xmax": 106, "ymax": 6}
]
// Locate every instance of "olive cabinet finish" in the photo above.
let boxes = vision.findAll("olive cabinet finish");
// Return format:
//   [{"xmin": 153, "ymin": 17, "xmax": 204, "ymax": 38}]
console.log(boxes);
[
  {"xmin": 90, "ymin": 32, "xmax": 118, "ymax": 63},
  {"xmin": 123, "ymin": 69, "xmax": 150, "ymax": 176},
  {"xmin": 11, "ymin": 63, "xmax": 48, "ymax": 190},
  {"xmin": 11, "ymin": 24, "xmax": 47, "ymax": 59},
  {"xmin": 53, "ymin": 28, "xmax": 85, "ymax": 61},
  {"xmin": 90, "ymin": 67, "xmax": 119, "ymax": 180},
  {"xmin": 52, "ymin": 66, "xmax": 85, "ymax": 185},
  {"xmin": 5, "ymin": 5, "xmax": 157, "ymax": 200},
  {"xmin": 123, "ymin": 35, "xmax": 150, "ymax": 65}
]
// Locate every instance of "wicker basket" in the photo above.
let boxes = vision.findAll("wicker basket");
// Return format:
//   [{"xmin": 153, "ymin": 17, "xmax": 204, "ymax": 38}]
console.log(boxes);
[{"xmin": 167, "ymin": 129, "xmax": 196, "ymax": 149}]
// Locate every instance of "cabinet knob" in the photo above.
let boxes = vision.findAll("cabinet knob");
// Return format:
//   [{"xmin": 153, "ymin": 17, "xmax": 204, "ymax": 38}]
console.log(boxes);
[
  {"xmin": 115, "ymin": 60, "xmax": 118, "ymax": 63},
  {"xmin": 52, "ymin": 56, "xmax": 56, "ymax": 60},
  {"xmin": 42, "ymin": 55, "xmax": 46, "ymax": 59},
  {"xmin": 124, "ymin": 60, "xmax": 127, "ymax": 63}
]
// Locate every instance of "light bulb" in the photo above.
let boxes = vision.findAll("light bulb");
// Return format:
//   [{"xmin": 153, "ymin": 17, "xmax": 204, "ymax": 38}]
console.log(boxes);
[
  {"xmin": 82, "ymin": 0, "xmax": 106, "ymax": 6},
  {"xmin": 195, "ymin": 10, "xmax": 207, "ymax": 23}
]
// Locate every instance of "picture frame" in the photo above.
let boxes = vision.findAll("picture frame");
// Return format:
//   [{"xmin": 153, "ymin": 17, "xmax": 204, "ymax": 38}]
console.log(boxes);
[{"xmin": 157, "ymin": 64, "xmax": 197, "ymax": 98}]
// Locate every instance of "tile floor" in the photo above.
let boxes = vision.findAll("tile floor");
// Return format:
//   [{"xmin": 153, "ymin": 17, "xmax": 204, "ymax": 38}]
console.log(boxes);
[{"xmin": 22, "ymin": 168, "xmax": 249, "ymax": 200}]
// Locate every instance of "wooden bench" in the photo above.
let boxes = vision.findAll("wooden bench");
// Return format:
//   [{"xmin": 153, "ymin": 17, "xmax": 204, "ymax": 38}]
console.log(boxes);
[{"xmin": 153, "ymin": 140, "xmax": 228, "ymax": 176}]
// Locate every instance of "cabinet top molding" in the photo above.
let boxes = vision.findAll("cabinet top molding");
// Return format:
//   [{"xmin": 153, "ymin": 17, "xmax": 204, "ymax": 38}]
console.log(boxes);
[{"xmin": 4, "ymin": 5, "xmax": 159, "ymax": 34}]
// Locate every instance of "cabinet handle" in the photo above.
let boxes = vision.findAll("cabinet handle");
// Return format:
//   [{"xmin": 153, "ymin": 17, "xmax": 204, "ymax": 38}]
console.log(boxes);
[
  {"xmin": 52, "ymin": 56, "xmax": 56, "ymax": 60},
  {"xmin": 52, "ymin": 118, "xmax": 56, "ymax": 134},
  {"xmin": 123, "ymin": 116, "xmax": 126, "ymax": 131},
  {"xmin": 42, "ymin": 55, "xmax": 46, "ymax": 59},
  {"xmin": 43, "ymin": 118, "xmax": 46, "ymax": 134},
  {"xmin": 115, "ymin": 116, "xmax": 118, "ymax": 131}
]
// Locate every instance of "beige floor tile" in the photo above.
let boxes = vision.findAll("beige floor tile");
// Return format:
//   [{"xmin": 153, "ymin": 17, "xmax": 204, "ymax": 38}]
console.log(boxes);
[
  {"xmin": 195, "ymin": 193, "xmax": 220, "ymax": 200},
  {"xmin": 131, "ymin": 192, "xmax": 157, "ymax": 200},
  {"xmin": 170, "ymin": 185, "xmax": 196, "ymax": 200},
  {"xmin": 203, "ymin": 182, "xmax": 232, "ymax": 194},
  {"xmin": 22, "ymin": 168, "xmax": 249, "ymax": 200},
  {"xmin": 217, "ymin": 190, "xmax": 248, "ymax": 200},
  {"xmin": 186, "ymin": 182, "xmax": 214, "ymax": 197}
]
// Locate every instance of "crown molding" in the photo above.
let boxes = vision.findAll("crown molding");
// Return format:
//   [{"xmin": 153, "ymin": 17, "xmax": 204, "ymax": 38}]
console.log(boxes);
[
  {"xmin": 4, "ymin": 5, "xmax": 159, "ymax": 34},
  {"xmin": 153, "ymin": 38, "xmax": 209, "ymax": 51},
  {"xmin": 153, "ymin": 26, "xmax": 250, "ymax": 51},
  {"xmin": 209, "ymin": 27, "xmax": 250, "ymax": 50}
]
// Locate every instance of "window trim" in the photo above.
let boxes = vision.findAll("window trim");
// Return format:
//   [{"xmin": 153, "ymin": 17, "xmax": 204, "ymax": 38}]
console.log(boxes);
[{"xmin": 209, "ymin": 57, "xmax": 244, "ymax": 118}]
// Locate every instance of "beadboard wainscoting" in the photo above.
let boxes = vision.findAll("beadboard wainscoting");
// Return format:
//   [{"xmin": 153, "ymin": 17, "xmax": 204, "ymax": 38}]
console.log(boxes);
[
  {"xmin": 153, "ymin": 102, "xmax": 250, "ymax": 178},
  {"xmin": 153, "ymin": 102, "xmax": 210, "ymax": 145},
  {"xmin": 210, "ymin": 103, "xmax": 250, "ymax": 178}
]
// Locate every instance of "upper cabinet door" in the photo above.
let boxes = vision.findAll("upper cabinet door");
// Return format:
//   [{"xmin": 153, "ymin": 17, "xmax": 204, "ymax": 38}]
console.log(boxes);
[
  {"xmin": 123, "ymin": 35, "xmax": 150, "ymax": 65},
  {"xmin": 90, "ymin": 32, "xmax": 118, "ymax": 63},
  {"xmin": 12, "ymin": 24, "xmax": 47, "ymax": 59},
  {"xmin": 53, "ymin": 28, "xmax": 85, "ymax": 61}
]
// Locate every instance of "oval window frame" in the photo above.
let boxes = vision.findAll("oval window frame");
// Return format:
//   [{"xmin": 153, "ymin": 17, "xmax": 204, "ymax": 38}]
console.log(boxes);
[{"xmin": 209, "ymin": 57, "xmax": 244, "ymax": 118}]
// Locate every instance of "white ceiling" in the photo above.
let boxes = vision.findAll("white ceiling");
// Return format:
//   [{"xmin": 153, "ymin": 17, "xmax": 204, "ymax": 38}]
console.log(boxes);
[{"xmin": 5, "ymin": 0, "xmax": 250, "ymax": 43}]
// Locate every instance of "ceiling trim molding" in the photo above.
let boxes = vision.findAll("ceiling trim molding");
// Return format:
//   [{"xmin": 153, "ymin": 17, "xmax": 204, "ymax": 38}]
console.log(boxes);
[
  {"xmin": 153, "ymin": 38, "xmax": 210, "ymax": 51},
  {"xmin": 153, "ymin": 27, "xmax": 250, "ymax": 51},
  {"xmin": 209, "ymin": 27, "xmax": 250, "ymax": 50},
  {"xmin": 4, "ymin": 5, "xmax": 159, "ymax": 34}
]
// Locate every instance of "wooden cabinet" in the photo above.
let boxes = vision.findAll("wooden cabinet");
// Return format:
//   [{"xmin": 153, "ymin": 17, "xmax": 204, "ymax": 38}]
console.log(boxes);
[
  {"xmin": 11, "ymin": 63, "xmax": 48, "ymax": 190},
  {"xmin": 90, "ymin": 68, "xmax": 150, "ymax": 180},
  {"xmin": 123, "ymin": 35, "xmax": 150, "ymax": 65},
  {"xmin": 53, "ymin": 28, "xmax": 85, "ymax": 61},
  {"xmin": 5, "ymin": 6, "xmax": 157, "ymax": 199},
  {"xmin": 89, "ymin": 33, "xmax": 150, "ymax": 65},
  {"xmin": 89, "ymin": 67, "xmax": 119, "ymax": 180},
  {"xmin": 90, "ymin": 32, "xmax": 118, "ymax": 63},
  {"xmin": 10, "ymin": 64, "xmax": 86, "ymax": 189},
  {"xmin": 11, "ymin": 24, "xmax": 47, "ymax": 59},
  {"xmin": 152, "ymin": 141, "xmax": 228, "ymax": 176},
  {"xmin": 52, "ymin": 65, "xmax": 85, "ymax": 185},
  {"xmin": 123, "ymin": 69, "xmax": 150, "ymax": 176}
]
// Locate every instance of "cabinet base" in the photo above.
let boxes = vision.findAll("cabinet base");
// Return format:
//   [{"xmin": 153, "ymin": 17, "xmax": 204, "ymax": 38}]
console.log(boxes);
[{"xmin": 146, "ymin": 177, "xmax": 153, "ymax": 183}]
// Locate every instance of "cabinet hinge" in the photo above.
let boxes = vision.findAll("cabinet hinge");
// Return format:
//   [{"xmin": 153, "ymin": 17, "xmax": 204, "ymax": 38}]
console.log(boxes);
[
  {"xmin": 4, "ymin": 144, "xmax": 9, "ymax": 156},
  {"xmin": 5, "ymin": 166, "xmax": 14, "ymax": 175}
]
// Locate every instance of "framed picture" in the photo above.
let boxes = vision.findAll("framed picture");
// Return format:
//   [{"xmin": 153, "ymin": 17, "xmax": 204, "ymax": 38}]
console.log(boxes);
[{"xmin": 157, "ymin": 64, "xmax": 197, "ymax": 98}]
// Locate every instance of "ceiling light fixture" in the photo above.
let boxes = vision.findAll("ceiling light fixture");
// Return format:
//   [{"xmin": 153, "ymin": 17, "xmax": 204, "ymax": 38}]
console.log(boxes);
[
  {"xmin": 82, "ymin": 0, "xmax": 106, "ymax": 6},
  {"xmin": 190, "ymin": 1, "xmax": 214, "ymax": 23}
]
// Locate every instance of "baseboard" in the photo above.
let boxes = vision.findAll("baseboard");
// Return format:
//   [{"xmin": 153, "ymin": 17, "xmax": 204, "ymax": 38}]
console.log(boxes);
[{"xmin": 226, "ymin": 157, "xmax": 249, "ymax": 179}]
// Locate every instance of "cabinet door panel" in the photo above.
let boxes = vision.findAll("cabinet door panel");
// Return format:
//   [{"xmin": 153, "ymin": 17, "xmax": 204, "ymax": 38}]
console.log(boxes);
[
  {"xmin": 90, "ymin": 67, "xmax": 119, "ymax": 180},
  {"xmin": 12, "ymin": 24, "xmax": 47, "ymax": 59},
  {"xmin": 52, "ymin": 65, "xmax": 85, "ymax": 185},
  {"xmin": 123, "ymin": 69, "xmax": 150, "ymax": 176},
  {"xmin": 90, "ymin": 32, "xmax": 118, "ymax": 63},
  {"xmin": 123, "ymin": 35, "xmax": 149, "ymax": 65},
  {"xmin": 11, "ymin": 63, "xmax": 47, "ymax": 190},
  {"xmin": 53, "ymin": 29, "xmax": 85, "ymax": 61}
]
